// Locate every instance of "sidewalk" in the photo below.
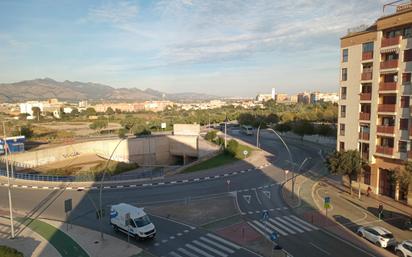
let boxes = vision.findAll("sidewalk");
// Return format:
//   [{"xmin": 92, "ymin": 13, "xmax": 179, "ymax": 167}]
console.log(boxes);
[{"xmin": 0, "ymin": 216, "xmax": 60, "ymax": 257}]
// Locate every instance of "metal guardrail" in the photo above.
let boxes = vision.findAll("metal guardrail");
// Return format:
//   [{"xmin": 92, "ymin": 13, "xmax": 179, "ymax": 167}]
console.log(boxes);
[{"xmin": 0, "ymin": 169, "xmax": 164, "ymax": 182}]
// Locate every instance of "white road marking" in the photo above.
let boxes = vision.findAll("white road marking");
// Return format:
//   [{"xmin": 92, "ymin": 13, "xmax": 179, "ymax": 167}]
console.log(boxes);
[
  {"xmin": 253, "ymin": 189, "xmax": 262, "ymax": 205},
  {"xmin": 248, "ymin": 221, "xmax": 266, "ymax": 236},
  {"xmin": 186, "ymin": 243, "xmax": 214, "ymax": 257},
  {"xmin": 273, "ymin": 217, "xmax": 304, "ymax": 233},
  {"xmin": 169, "ymin": 251, "xmax": 183, "ymax": 257},
  {"xmin": 206, "ymin": 234, "xmax": 240, "ymax": 249},
  {"xmin": 310, "ymin": 242, "xmax": 330, "ymax": 255},
  {"xmin": 282, "ymin": 216, "xmax": 312, "ymax": 231},
  {"xmin": 243, "ymin": 195, "xmax": 251, "ymax": 204},
  {"xmin": 262, "ymin": 190, "xmax": 271, "ymax": 199},
  {"xmin": 199, "ymin": 237, "xmax": 235, "ymax": 254},
  {"xmin": 268, "ymin": 218, "xmax": 296, "ymax": 234},
  {"xmin": 290, "ymin": 215, "xmax": 319, "ymax": 230},
  {"xmin": 258, "ymin": 220, "xmax": 288, "ymax": 236},
  {"xmin": 178, "ymin": 248, "xmax": 199, "ymax": 257},
  {"xmin": 193, "ymin": 240, "xmax": 227, "ymax": 257}
]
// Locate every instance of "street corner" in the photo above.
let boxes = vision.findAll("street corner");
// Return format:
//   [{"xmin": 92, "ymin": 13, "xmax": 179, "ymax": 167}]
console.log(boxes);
[
  {"xmin": 215, "ymin": 221, "xmax": 261, "ymax": 245},
  {"xmin": 301, "ymin": 211, "xmax": 337, "ymax": 228}
]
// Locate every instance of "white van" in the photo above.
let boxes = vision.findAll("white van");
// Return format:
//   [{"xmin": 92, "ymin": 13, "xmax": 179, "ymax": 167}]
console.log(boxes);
[{"xmin": 110, "ymin": 203, "xmax": 156, "ymax": 239}]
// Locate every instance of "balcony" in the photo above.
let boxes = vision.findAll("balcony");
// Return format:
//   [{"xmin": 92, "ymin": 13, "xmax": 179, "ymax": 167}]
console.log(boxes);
[
  {"xmin": 380, "ymin": 60, "xmax": 398, "ymax": 70},
  {"xmin": 379, "ymin": 82, "xmax": 397, "ymax": 91},
  {"xmin": 359, "ymin": 132, "xmax": 370, "ymax": 141},
  {"xmin": 360, "ymin": 93, "xmax": 372, "ymax": 101},
  {"xmin": 378, "ymin": 104, "xmax": 396, "ymax": 113},
  {"xmin": 377, "ymin": 125, "xmax": 395, "ymax": 134},
  {"xmin": 359, "ymin": 112, "xmax": 371, "ymax": 120},
  {"xmin": 362, "ymin": 52, "xmax": 373, "ymax": 61},
  {"xmin": 381, "ymin": 36, "xmax": 400, "ymax": 48},
  {"xmin": 361, "ymin": 72, "xmax": 373, "ymax": 81},
  {"xmin": 376, "ymin": 146, "xmax": 394, "ymax": 156}
]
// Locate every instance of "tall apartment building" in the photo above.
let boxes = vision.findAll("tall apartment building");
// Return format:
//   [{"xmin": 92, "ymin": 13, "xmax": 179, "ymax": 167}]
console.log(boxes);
[{"xmin": 338, "ymin": 3, "xmax": 412, "ymax": 205}]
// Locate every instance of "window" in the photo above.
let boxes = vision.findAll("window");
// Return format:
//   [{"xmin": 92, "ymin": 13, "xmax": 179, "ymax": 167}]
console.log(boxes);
[
  {"xmin": 340, "ymin": 124, "xmax": 345, "ymax": 136},
  {"xmin": 404, "ymin": 27, "xmax": 412, "ymax": 38},
  {"xmin": 341, "ymin": 87, "xmax": 347, "ymax": 99},
  {"xmin": 400, "ymin": 119, "xmax": 408, "ymax": 130},
  {"xmin": 339, "ymin": 142, "xmax": 345, "ymax": 151},
  {"xmin": 340, "ymin": 105, "xmax": 346, "ymax": 118},
  {"xmin": 402, "ymin": 73, "xmax": 411, "ymax": 84},
  {"xmin": 342, "ymin": 49, "xmax": 348, "ymax": 62},
  {"xmin": 362, "ymin": 42, "xmax": 374, "ymax": 53},
  {"xmin": 342, "ymin": 68, "xmax": 347, "ymax": 81},
  {"xmin": 399, "ymin": 141, "xmax": 407, "ymax": 152},
  {"xmin": 364, "ymin": 168, "xmax": 371, "ymax": 185},
  {"xmin": 401, "ymin": 96, "xmax": 410, "ymax": 108},
  {"xmin": 404, "ymin": 49, "xmax": 412, "ymax": 62}
]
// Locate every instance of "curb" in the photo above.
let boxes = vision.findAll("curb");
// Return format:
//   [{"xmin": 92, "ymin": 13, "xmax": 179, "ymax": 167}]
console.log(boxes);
[{"xmin": 0, "ymin": 163, "xmax": 272, "ymax": 191}]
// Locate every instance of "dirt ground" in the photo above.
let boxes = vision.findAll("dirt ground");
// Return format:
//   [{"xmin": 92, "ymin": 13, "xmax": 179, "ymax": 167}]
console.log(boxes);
[
  {"xmin": 35, "ymin": 122, "xmax": 121, "ymax": 136},
  {"xmin": 35, "ymin": 153, "xmax": 106, "ymax": 174},
  {"xmin": 146, "ymin": 196, "xmax": 239, "ymax": 226}
]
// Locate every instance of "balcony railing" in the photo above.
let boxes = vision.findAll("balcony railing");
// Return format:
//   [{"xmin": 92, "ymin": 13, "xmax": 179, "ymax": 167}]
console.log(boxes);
[
  {"xmin": 380, "ymin": 60, "xmax": 398, "ymax": 69},
  {"xmin": 360, "ymin": 93, "xmax": 372, "ymax": 101},
  {"xmin": 381, "ymin": 36, "xmax": 401, "ymax": 48},
  {"xmin": 378, "ymin": 104, "xmax": 396, "ymax": 112},
  {"xmin": 359, "ymin": 112, "xmax": 371, "ymax": 120},
  {"xmin": 379, "ymin": 82, "xmax": 397, "ymax": 91},
  {"xmin": 361, "ymin": 72, "xmax": 373, "ymax": 81},
  {"xmin": 377, "ymin": 125, "xmax": 395, "ymax": 134},
  {"xmin": 362, "ymin": 52, "xmax": 373, "ymax": 60},
  {"xmin": 376, "ymin": 146, "xmax": 394, "ymax": 156},
  {"xmin": 359, "ymin": 132, "xmax": 370, "ymax": 140}
]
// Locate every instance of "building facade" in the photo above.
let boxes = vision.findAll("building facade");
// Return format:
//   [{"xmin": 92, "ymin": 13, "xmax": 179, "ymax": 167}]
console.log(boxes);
[{"xmin": 338, "ymin": 5, "xmax": 412, "ymax": 205}]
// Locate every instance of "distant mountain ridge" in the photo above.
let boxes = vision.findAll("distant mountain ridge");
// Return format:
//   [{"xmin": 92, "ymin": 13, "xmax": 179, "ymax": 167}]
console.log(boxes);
[{"xmin": 0, "ymin": 78, "xmax": 217, "ymax": 102}]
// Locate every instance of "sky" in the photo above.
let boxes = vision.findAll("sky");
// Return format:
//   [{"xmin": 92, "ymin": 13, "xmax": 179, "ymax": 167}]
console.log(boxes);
[{"xmin": 0, "ymin": 0, "xmax": 388, "ymax": 96}]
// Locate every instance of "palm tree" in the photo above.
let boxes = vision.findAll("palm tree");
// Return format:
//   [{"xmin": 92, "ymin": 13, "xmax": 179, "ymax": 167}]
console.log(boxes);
[{"xmin": 325, "ymin": 150, "xmax": 365, "ymax": 197}]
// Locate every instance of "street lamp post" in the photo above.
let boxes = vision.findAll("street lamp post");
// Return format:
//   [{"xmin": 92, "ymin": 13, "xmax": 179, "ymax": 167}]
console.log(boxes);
[
  {"xmin": 98, "ymin": 137, "xmax": 127, "ymax": 239},
  {"xmin": 2, "ymin": 121, "xmax": 15, "ymax": 238}
]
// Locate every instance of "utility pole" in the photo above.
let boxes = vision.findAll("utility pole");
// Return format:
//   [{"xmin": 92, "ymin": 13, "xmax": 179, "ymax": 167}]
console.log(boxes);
[
  {"xmin": 3, "ymin": 121, "xmax": 15, "ymax": 239},
  {"xmin": 224, "ymin": 115, "xmax": 228, "ymax": 148}
]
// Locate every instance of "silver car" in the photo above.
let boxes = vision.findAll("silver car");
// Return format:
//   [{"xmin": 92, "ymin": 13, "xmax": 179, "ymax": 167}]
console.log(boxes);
[
  {"xmin": 395, "ymin": 240, "xmax": 412, "ymax": 257},
  {"xmin": 357, "ymin": 226, "xmax": 396, "ymax": 248}
]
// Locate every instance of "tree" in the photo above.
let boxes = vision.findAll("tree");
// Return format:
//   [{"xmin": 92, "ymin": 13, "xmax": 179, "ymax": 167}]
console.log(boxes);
[
  {"xmin": 105, "ymin": 107, "xmax": 115, "ymax": 115},
  {"xmin": 292, "ymin": 121, "xmax": 315, "ymax": 138},
  {"xmin": 275, "ymin": 123, "xmax": 291, "ymax": 133},
  {"xmin": 265, "ymin": 113, "xmax": 279, "ymax": 125},
  {"xmin": 238, "ymin": 113, "xmax": 255, "ymax": 126},
  {"xmin": 316, "ymin": 124, "xmax": 335, "ymax": 137},
  {"xmin": 32, "ymin": 107, "xmax": 41, "ymax": 121},
  {"xmin": 83, "ymin": 107, "xmax": 97, "ymax": 116},
  {"xmin": 226, "ymin": 139, "xmax": 239, "ymax": 156},
  {"xmin": 118, "ymin": 128, "xmax": 127, "ymax": 139},
  {"xmin": 395, "ymin": 162, "xmax": 412, "ymax": 195},
  {"xmin": 325, "ymin": 150, "xmax": 365, "ymax": 196},
  {"xmin": 20, "ymin": 125, "xmax": 33, "ymax": 138},
  {"xmin": 205, "ymin": 130, "xmax": 217, "ymax": 142},
  {"xmin": 89, "ymin": 119, "xmax": 108, "ymax": 133},
  {"xmin": 132, "ymin": 124, "xmax": 151, "ymax": 136}
]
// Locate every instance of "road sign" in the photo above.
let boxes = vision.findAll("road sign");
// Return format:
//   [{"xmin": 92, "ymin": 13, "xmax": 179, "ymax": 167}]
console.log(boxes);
[
  {"xmin": 227, "ymin": 180, "xmax": 230, "ymax": 185},
  {"xmin": 161, "ymin": 122, "xmax": 166, "ymax": 129},
  {"xmin": 243, "ymin": 150, "xmax": 249, "ymax": 157},
  {"xmin": 284, "ymin": 169, "xmax": 289, "ymax": 174},
  {"xmin": 262, "ymin": 210, "xmax": 270, "ymax": 221},
  {"xmin": 270, "ymin": 231, "xmax": 279, "ymax": 241},
  {"xmin": 324, "ymin": 196, "xmax": 331, "ymax": 209},
  {"xmin": 64, "ymin": 199, "xmax": 72, "ymax": 213}
]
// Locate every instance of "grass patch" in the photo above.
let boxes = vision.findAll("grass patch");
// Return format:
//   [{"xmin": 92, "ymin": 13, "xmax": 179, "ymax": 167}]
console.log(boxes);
[
  {"xmin": 17, "ymin": 218, "xmax": 89, "ymax": 257},
  {"xmin": 183, "ymin": 153, "xmax": 236, "ymax": 173},
  {"xmin": 183, "ymin": 140, "xmax": 254, "ymax": 173},
  {"xmin": 0, "ymin": 245, "xmax": 24, "ymax": 257}
]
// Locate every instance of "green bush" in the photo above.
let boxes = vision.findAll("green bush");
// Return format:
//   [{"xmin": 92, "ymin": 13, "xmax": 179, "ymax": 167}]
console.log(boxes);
[
  {"xmin": 204, "ymin": 131, "xmax": 217, "ymax": 142},
  {"xmin": 118, "ymin": 128, "xmax": 127, "ymax": 138},
  {"xmin": 226, "ymin": 139, "xmax": 239, "ymax": 156},
  {"xmin": 0, "ymin": 245, "xmax": 24, "ymax": 257}
]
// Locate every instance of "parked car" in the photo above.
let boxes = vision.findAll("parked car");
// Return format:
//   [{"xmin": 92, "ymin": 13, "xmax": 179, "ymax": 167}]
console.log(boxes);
[
  {"xmin": 357, "ymin": 226, "xmax": 396, "ymax": 248},
  {"xmin": 395, "ymin": 240, "xmax": 412, "ymax": 257}
]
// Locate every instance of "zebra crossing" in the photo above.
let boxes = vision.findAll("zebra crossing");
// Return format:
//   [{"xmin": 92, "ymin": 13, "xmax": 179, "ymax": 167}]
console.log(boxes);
[
  {"xmin": 248, "ymin": 214, "xmax": 319, "ymax": 237},
  {"xmin": 166, "ymin": 233, "xmax": 240, "ymax": 257}
]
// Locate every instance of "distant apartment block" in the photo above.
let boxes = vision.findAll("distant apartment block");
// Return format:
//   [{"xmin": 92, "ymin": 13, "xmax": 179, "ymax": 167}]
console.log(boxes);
[
  {"xmin": 310, "ymin": 92, "xmax": 339, "ymax": 104},
  {"xmin": 338, "ymin": 4, "xmax": 412, "ymax": 205},
  {"xmin": 255, "ymin": 88, "xmax": 276, "ymax": 102}
]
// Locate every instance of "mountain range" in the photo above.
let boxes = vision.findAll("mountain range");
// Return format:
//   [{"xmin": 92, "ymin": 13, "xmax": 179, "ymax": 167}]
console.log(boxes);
[{"xmin": 0, "ymin": 78, "xmax": 217, "ymax": 102}]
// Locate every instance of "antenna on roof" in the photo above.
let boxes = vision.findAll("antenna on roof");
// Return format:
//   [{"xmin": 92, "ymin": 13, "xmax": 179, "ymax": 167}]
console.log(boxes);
[{"xmin": 383, "ymin": 0, "xmax": 406, "ymax": 13}]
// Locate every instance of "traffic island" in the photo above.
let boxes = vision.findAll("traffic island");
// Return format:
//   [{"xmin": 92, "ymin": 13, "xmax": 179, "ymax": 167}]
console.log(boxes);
[{"xmin": 146, "ymin": 195, "xmax": 239, "ymax": 226}]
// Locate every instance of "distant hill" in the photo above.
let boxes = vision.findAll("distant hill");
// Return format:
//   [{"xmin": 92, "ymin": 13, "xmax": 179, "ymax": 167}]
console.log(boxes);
[{"xmin": 0, "ymin": 78, "xmax": 217, "ymax": 102}]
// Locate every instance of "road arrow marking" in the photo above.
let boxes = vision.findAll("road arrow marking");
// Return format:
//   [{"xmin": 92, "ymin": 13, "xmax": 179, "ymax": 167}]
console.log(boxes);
[
  {"xmin": 243, "ymin": 195, "xmax": 251, "ymax": 204},
  {"xmin": 262, "ymin": 190, "xmax": 271, "ymax": 199}
]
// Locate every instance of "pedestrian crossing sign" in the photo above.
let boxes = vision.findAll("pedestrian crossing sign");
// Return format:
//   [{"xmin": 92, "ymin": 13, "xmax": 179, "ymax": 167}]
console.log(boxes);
[
  {"xmin": 324, "ymin": 196, "xmax": 330, "ymax": 209},
  {"xmin": 262, "ymin": 210, "xmax": 269, "ymax": 221}
]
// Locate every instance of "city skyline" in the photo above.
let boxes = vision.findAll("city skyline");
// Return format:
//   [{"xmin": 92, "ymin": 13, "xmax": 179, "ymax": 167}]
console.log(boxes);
[{"xmin": 0, "ymin": 0, "xmax": 386, "ymax": 96}]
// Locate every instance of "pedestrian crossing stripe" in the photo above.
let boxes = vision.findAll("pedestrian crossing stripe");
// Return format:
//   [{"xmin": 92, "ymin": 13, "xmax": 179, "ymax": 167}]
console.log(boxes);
[
  {"xmin": 166, "ymin": 233, "xmax": 240, "ymax": 257},
  {"xmin": 248, "ymin": 215, "xmax": 319, "ymax": 237}
]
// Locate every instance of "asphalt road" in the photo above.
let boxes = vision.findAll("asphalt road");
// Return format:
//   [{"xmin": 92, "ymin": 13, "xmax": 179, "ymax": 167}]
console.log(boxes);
[{"xmin": 0, "ymin": 128, "xmax": 382, "ymax": 257}]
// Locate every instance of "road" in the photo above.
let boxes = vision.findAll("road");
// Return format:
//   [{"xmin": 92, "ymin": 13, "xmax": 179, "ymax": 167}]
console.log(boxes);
[{"xmin": 0, "ymin": 128, "xmax": 382, "ymax": 257}]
